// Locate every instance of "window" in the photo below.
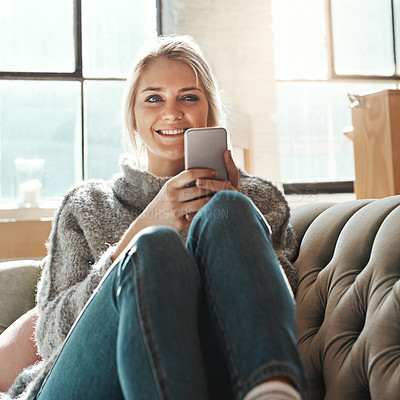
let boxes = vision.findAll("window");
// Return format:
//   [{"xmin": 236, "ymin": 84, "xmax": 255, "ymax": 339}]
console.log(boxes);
[
  {"xmin": 0, "ymin": 0, "xmax": 159, "ymax": 203},
  {"xmin": 271, "ymin": 0, "xmax": 399, "ymax": 187}
]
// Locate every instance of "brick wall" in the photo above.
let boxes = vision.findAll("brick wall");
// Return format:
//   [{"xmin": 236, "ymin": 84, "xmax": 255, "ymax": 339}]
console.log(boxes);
[{"xmin": 161, "ymin": 0, "xmax": 281, "ymax": 183}]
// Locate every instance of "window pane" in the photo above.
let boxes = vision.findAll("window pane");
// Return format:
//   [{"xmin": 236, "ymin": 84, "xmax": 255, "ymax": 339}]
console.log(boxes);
[
  {"xmin": 271, "ymin": 0, "xmax": 328, "ymax": 79},
  {"xmin": 82, "ymin": 0, "xmax": 158, "ymax": 78},
  {"xmin": 331, "ymin": 0, "xmax": 394, "ymax": 76},
  {"xmin": 0, "ymin": 80, "xmax": 82, "ymax": 201},
  {"xmin": 276, "ymin": 81, "xmax": 396, "ymax": 182},
  {"xmin": 84, "ymin": 81, "xmax": 126, "ymax": 180},
  {"xmin": 395, "ymin": 0, "xmax": 400, "ymax": 74},
  {"xmin": 0, "ymin": 0, "xmax": 75, "ymax": 72}
]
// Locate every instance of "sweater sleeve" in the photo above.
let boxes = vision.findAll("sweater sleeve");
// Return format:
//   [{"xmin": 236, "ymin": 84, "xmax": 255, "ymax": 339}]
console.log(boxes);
[
  {"xmin": 239, "ymin": 171, "xmax": 299, "ymax": 293},
  {"xmin": 34, "ymin": 185, "xmax": 120, "ymax": 359}
]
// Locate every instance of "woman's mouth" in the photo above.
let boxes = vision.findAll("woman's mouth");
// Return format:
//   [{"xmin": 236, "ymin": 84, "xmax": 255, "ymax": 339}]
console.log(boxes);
[{"xmin": 156, "ymin": 128, "xmax": 187, "ymax": 136}]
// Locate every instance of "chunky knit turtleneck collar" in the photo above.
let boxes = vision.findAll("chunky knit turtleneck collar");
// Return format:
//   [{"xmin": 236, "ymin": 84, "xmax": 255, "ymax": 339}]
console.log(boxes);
[{"xmin": 112, "ymin": 155, "xmax": 170, "ymax": 209}]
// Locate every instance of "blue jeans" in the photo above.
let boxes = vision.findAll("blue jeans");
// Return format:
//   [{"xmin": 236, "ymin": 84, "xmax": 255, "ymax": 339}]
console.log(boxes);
[{"xmin": 36, "ymin": 191, "xmax": 305, "ymax": 400}]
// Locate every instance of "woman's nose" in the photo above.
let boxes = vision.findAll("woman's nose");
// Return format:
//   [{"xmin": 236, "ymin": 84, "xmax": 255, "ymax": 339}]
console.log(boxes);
[{"xmin": 161, "ymin": 102, "xmax": 183, "ymax": 121}]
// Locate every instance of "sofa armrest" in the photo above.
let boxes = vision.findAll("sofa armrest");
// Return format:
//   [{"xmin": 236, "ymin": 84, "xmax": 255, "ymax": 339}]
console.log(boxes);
[{"xmin": 0, "ymin": 260, "xmax": 41, "ymax": 334}]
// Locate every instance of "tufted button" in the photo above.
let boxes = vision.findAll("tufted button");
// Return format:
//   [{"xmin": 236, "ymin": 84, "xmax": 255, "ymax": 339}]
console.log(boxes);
[{"xmin": 291, "ymin": 196, "xmax": 400, "ymax": 400}]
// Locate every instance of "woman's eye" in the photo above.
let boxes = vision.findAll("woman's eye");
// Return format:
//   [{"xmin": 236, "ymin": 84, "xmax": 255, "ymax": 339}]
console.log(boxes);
[
  {"xmin": 182, "ymin": 95, "xmax": 199, "ymax": 102},
  {"xmin": 145, "ymin": 95, "xmax": 163, "ymax": 103}
]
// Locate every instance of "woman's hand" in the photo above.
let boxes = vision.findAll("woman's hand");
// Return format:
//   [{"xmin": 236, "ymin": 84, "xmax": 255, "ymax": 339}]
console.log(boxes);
[
  {"xmin": 195, "ymin": 149, "xmax": 240, "ymax": 193},
  {"xmin": 112, "ymin": 151, "xmax": 239, "ymax": 261},
  {"xmin": 112, "ymin": 168, "xmax": 217, "ymax": 261},
  {"xmin": 138, "ymin": 168, "xmax": 219, "ymax": 232},
  {"xmin": 185, "ymin": 150, "xmax": 240, "ymax": 221}
]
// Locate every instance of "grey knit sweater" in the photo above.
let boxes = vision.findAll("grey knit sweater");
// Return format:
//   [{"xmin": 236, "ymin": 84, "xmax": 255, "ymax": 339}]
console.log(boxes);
[{"xmin": 2, "ymin": 155, "xmax": 297, "ymax": 400}]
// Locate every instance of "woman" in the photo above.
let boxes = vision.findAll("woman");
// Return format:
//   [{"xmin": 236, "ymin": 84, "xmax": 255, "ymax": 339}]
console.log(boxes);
[{"xmin": 1, "ymin": 35, "xmax": 305, "ymax": 400}]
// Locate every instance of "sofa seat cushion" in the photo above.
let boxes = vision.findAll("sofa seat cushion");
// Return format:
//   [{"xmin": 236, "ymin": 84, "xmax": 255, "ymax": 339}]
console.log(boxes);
[
  {"xmin": 0, "ymin": 260, "xmax": 41, "ymax": 335},
  {"xmin": 290, "ymin": 195, "xmax": 400, "ymax": 400}
]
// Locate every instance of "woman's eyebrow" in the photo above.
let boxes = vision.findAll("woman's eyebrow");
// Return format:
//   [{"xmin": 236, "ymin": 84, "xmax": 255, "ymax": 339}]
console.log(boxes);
[
  {"xmin": 141, "ymin": 87, "xmax": 163, "ymax": 93},
  {"xmin": 141, "ymin": 87, "xmax": 203, "ymax": 94},
  {"xmin": 180, "ymin": 87, "xmax": 202, "ymax": 93}
]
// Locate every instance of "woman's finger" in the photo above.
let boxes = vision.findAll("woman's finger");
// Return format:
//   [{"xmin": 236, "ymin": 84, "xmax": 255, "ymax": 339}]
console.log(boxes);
[
  {"xmin": 174, "ymin": 195, "xmax": 213, "ymax": 219},
  {"xmin": 179, "ymin": 186, "xmax": 214, "ymax": 202},
  {"xmin": 171, "ymin": 168, "xmax": 218, "ymax": 189},
  {"xmin": 195, "ymin": 178, "xmax": 235, "ymax": 193}
]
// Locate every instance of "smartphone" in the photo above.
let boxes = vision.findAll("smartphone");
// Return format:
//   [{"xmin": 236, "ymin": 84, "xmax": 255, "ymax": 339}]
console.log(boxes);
[{"xmin": 184, "ymin": 127, "xmax": 228, "ymax": 180}]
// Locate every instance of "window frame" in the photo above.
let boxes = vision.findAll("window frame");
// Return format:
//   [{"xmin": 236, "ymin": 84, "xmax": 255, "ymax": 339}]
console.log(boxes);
[
  {"xmin": 277, "ymin": 0, "xmax": 400, "ymax": 194},
  {"xmin": 327, "ymin": 0, "xmax": 399, "ymax": 80},
  {"xmin": 0, "ymin": 0, "xmax": 162, "ymax": 181}
]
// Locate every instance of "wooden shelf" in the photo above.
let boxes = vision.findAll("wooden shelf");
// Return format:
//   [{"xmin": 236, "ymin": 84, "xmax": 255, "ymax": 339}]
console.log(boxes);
[
  {"xmin": 0, "ymin": 219, "xmax": 52, "ymax": 260},
  {"xmin": 0, "ymin": 204, "xmax": 57, "ymax": 260},
  {"xmin": 349, "ymin": 89, "xmax": 400, "ymax": 199}
]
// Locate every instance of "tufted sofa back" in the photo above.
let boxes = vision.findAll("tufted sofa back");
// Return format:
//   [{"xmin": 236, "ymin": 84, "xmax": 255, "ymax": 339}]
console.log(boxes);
[{"xmin": 289, "ymin": 195, "xmax": 400, "ymax": 400}]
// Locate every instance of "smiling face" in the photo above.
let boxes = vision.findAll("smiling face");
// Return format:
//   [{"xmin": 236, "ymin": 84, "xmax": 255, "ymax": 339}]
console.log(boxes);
[{"xmin": 134, "ymin": 57, "xmax": 210, "ymax": 176}]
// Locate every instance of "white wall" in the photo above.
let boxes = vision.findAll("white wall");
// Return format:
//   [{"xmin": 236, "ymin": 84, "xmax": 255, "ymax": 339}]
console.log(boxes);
[{"xmin": 161, "ymin": 0, "xmax": 281, "ymax": 183}]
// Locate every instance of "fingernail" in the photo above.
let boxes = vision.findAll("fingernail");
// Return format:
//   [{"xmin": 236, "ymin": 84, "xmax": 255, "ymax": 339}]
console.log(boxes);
[
  {"xmin": 196, "ymin": 178, "xmax": 204, "ymax": 185},
  {"xmin": 212, "ymin": 169, "xmax": 218, "ymax": 176}
]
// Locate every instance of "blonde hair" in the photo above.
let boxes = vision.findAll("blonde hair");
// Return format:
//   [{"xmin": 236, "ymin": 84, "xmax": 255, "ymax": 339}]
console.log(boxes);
[{"xmin": 122, "ymin": 35, "xmax": 227, "ymax": 166}]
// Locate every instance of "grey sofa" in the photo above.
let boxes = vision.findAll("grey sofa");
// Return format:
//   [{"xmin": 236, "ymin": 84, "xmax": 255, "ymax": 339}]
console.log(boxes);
[
  {"xmin": 0, "ymin": 260, "xmax": 41, "ymax": 334},
  {"xmin": 1, "ymin": 195, "xmax": 399, "ymax": 399},
  {"xmin": 291, "ymin": 195, "xmax": 400, "ymax": 400}
]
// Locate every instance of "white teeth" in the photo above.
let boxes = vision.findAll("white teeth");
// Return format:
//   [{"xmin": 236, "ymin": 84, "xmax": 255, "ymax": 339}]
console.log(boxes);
[{"xmin": 158, "ymin": 129, "xmax": 186, "ymax": 135}]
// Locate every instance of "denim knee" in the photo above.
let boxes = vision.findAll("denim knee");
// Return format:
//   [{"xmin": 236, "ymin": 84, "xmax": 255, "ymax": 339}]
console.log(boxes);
[
  {"xmin": 210, "ymin": 190, "xmax": 254, "ymax": 216},
  {"xmin": 127, "ymin": 225, "xmax": 199, "ymax": 289},
  {"xmin": 194, "ymin": 190, "xmax": 260, "ymax": 230},
  {"xmin": 132, "ymin": 225, "xmax": 181, "ymax": 254},
  {"xmin": 211, "ymin": 189, "xmax": 250, "ymax": 206}
]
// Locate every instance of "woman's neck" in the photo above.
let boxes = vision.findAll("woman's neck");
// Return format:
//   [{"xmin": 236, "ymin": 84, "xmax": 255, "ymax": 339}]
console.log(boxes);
[{"xmin": 147, "ymin": 158, "xmax": 185, "ymax": 178}]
